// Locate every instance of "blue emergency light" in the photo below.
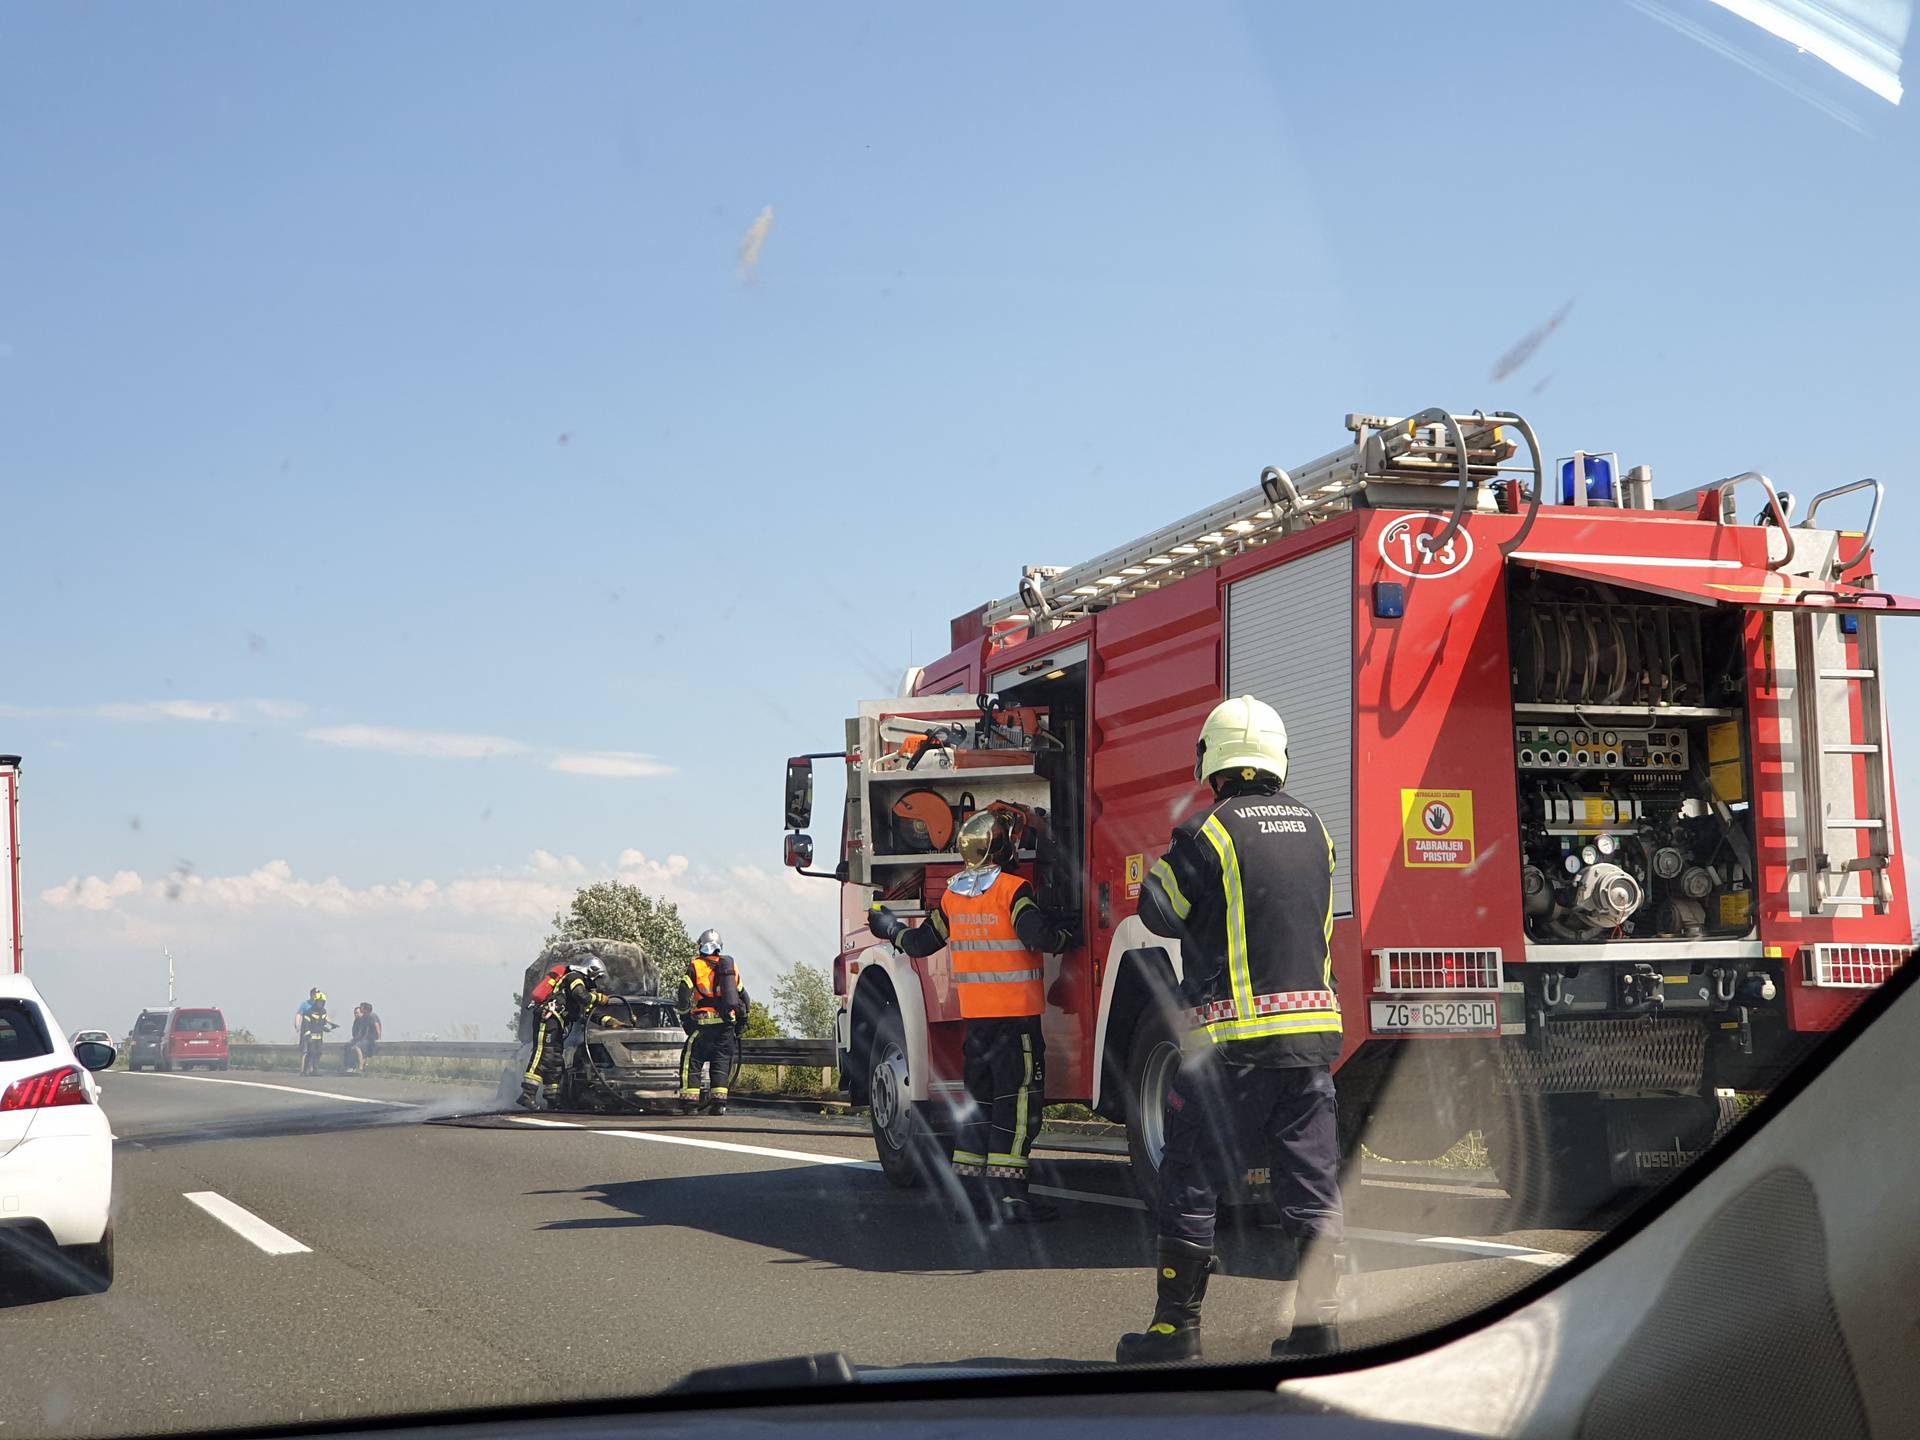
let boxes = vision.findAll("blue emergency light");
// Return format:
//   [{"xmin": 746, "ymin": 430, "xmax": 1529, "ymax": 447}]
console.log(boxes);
[{"xmin": 1558, "ymin": 453, "xmax": 1618, "ymax": 504}]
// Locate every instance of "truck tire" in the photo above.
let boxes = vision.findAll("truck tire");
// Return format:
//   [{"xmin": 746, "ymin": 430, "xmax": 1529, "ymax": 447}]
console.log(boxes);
[
  {"xmin": 867, "ymin": 1007, "xmax": 945, "ymax": 1189},
  {"xmin": 1122, "ymin": 1003, "xmax": 1183, "ymax": 1209},
  {"xmin": 1482, "ymin": 1092, "xmax": 1613, "ymax": 1228}
]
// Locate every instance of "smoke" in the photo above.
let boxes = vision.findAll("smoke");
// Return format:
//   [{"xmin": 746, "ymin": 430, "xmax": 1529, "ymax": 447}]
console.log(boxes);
[{"xmin": 738, "ymin": 206, "xmax": 774, "ymax": 280}]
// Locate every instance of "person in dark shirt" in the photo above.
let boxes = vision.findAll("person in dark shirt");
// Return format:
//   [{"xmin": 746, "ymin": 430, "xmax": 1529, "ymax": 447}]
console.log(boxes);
[{"xmin": 345, "ymin": 1003, "xmax": 381, "ymax": 1074}]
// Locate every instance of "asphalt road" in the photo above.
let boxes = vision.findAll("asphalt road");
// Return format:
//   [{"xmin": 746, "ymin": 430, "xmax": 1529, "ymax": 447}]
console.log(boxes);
[{"xmin": 0, "ymin": 1070, "xmax": 1605, "ymax": 1437}]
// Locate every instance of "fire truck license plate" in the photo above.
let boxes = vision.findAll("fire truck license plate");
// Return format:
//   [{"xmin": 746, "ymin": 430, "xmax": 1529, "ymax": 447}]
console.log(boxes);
[{"xmin": 1370, "ymin": 998, "xmax": 1498, "ymax": 1033}]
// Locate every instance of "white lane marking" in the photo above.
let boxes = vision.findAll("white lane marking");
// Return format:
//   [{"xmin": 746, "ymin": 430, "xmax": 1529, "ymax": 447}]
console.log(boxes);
[
  {"xmin": 510, "ymin": 1116, "xmax": 880, "ymax": 1168},
  {"xmin": 1346, "ymin": 1226, "xmax": 1571, "ymax": 1269},
  {"xmin": 111, "ymin": 1070, "xmax": 416, "ymax": 1109},
  {"xmin": 510, "ymin": 1118, "xmax": 1572, "ymax": 1264},
  {"xmin": 183, "ymin": 1191, "xmax": 312, "ymax": 1256}
]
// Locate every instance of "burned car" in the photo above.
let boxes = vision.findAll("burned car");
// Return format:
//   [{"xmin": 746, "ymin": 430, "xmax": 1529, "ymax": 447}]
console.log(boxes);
[{"xmin": 512, "ymin": 938, "xmax": 688, "ymax": 1111}]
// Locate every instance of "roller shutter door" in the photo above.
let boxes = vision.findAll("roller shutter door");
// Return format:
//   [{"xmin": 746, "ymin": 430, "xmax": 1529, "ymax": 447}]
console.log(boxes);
[{"xmin": 1225, "ymin": 540, "xmax": 1354, "ymax": 916}]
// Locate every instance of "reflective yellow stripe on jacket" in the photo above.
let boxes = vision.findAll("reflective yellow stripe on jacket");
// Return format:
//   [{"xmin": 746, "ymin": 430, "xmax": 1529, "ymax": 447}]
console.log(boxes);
[{"xmin": 1197, "ymin": 813, "xmax": 1339, "ymax": 1044}]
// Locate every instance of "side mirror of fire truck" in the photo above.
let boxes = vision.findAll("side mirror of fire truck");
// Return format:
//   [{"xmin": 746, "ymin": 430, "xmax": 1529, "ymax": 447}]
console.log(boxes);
[
  {"xmin": 783, "ymin": 757, "xmax": 815, "ymax": 830},
  {"xmin": 783, "ymin": 832, "xmax": 815, "ymax": 870}
]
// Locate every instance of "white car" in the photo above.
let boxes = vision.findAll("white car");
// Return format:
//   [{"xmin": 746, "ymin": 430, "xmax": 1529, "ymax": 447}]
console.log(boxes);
[{"xmin": 0, "ymin": 974, "xmax": 114, "ymax": 1291}]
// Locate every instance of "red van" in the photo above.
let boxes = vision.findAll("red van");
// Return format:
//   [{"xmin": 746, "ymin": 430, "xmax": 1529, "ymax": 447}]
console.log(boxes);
[{"xmin": 126, "ymin": 1007, "xmax": 229, "ymax": 1071}]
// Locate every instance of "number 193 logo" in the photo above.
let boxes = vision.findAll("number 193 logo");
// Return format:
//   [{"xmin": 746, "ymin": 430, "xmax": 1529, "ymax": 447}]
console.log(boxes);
[{"xmin": 1377, "ymin": 515, "xmax": 1474, "ymax": 579}]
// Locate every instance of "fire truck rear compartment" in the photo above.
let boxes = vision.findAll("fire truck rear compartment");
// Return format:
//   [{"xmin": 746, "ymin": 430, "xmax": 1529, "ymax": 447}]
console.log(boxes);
[{"xmin": 1508, "ymin": 571, "xmax": 1757, "ymax": 951}]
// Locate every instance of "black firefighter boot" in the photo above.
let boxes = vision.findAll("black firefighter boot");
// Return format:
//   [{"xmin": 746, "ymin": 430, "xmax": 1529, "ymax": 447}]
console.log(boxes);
[
  {"xmin": 1116, "ymin": 1239, "xmax": 1216, "ymax": 1363},
  {"xmin": 948, "ymin": 1170, "xmax": 994, "ymax": 1226},
  {"xmin": 990, "ymin": 1171, "xmax": 1059, "ymax": 1225},
  {"xmin": 1270, "ymin": 1242, "xmax": 1344, "ymax": 1359}
]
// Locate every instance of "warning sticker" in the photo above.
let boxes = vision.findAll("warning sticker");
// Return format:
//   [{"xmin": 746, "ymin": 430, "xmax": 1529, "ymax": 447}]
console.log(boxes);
[
  {"xmin": 1402, "ymin": 788, "xmax": 1475, "ymax": 867},
  {"xmin": 1124, "ymin": 853, "xmax": 1145, "ymax": 900}
]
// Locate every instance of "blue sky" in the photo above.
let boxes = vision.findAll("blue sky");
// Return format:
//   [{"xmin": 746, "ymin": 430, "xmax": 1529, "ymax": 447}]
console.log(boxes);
[{"xmin": 2, "ymin": 1, "xmax": 1914, "ymax": 1035}]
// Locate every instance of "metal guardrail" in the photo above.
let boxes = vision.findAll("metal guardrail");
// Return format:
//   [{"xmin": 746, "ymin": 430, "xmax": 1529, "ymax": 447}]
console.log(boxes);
[{"xmin": 228, "ymin": 1038, "xmax": 836, "ymax": 1065}]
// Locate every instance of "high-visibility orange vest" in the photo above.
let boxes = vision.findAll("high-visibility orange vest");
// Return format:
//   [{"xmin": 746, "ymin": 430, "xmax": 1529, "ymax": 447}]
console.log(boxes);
[
  {"xmin": 937, "ymin": 872, "xmax": 1045, "ymax": 1019},
  {"xmin": 689, "ymin": 956, "xmax": 741, "ymax": 1019}
]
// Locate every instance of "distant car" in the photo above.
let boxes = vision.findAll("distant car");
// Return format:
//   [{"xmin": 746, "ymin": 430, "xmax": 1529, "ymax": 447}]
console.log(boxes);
[
  {"xmin": 125, "ymin": 1007, "xmax": 229, "ymax": 1071},
  {"xmin": 0, "ymin": 973, "xmax": 115, "ymax": 1291},
  {"xmin": 69, "ymin": 1028, "xmax": 112, "ymax": 1048}
]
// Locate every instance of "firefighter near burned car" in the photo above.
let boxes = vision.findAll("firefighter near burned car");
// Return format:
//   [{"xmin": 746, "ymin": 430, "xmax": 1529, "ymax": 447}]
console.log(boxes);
[
  {"xmin": 519, "ymin": 958, "xmax": 630, "ymax": 1111},
  {"xmin": 1116, "ymin": 695, "xmax": 1345, "ymax": 1363},
  {"xmin": 676, "ymin": 929, "xmax": 747, "ymax": 1115}
]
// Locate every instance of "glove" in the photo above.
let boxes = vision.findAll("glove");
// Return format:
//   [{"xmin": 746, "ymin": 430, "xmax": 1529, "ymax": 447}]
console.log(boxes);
[
  {"xmin": 598, "ymin": 1017, "xmax": 630, "ymax": 1030},
  {"xmin": 1051, "ymin": 918, "xmax": 1082, "ymax": 952},
  {"xmin": 867, "ymin": 903, "xmax": 905, "ymax": 943}
]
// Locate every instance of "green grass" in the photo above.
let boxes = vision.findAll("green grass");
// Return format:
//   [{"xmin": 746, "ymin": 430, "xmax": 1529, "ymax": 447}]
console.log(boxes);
[
  {"xmin": 729, "ymin": 1064, "xmax": 837, "ymax": 1097},
  {"xmin": 1362, "ymin": 1130, "xmax": 1490, "ymax": 1170},
  {"xmin": 1042, "ymin": 1102, "xmax": 1102, "ymax": 1122},
  {"xmin": 228, "ymin": 1052, "xmax": 507, "ymax": 1086}
]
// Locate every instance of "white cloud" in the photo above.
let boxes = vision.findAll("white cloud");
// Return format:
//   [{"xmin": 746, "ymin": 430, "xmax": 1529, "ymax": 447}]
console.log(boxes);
[
  {"xmin": 0, "ymin": 698, "xmax": 306, "ymax": 723},
  {"xmin": 29, "ymin": 848, "xmax": 838, "ymax": 1042},
  {"xmin": 548, "ymin": 750, "xmax": 675, "ymax": 779},
  {"xmin": 302, "ymin": 724, "xmax": 530, "ymax": 760}
]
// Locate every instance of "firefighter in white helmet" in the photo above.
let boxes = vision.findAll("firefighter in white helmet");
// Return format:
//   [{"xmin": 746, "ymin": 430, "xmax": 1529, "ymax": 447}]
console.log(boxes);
[
  {"xmin": 868, "ymin": 806, "xmax": 1076, "ymax": 1224},
  {"xmin": 1116, "ymin": 695, "xmax": 1346, "ymax": 1364},
  {"xmin": 678, "ymin": 928, "xmax": 745, "ymax": 1114}
]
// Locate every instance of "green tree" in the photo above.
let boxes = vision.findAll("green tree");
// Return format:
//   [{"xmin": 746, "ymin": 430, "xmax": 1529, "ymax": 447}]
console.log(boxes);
[
  {"xmin": 741, "ymin": 999, "xmax": 779, "ymax": 1038},
  {"xmin": 228, "ymin": 1026, "xmax": 258, "ymax": 1045},
  {"xmin": 547, "ymin": 881, "xmax": 695, "ymax": 969},
  {"xmin": 770, "ymin": 962, "xmax": 836, "ymax": 1040}
]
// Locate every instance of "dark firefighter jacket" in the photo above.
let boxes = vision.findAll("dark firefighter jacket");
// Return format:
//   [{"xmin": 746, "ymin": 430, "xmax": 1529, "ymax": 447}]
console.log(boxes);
[
  {"xmin": 1138, "ymin": 777, "xmax": 1341, "ymax": 1068},
  {"xmin": 547, "ymin": 971, "xmax": 624, "ymax": 1029}
]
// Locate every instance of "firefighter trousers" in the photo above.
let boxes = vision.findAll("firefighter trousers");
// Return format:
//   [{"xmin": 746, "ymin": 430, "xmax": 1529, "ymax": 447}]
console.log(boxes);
[
  {"xmin": 950, "ymin": 1016, "xmax": 1045, "ymax": 1189},
  {"xmin": 679, "ymin": 1022, "xmax": 739, "ymax": 1097},
  {"xmin": 523, "ymin": 1016, "xmax": 567, "ymax": 1098},
  {"xmin": 1156, "ymin": 1052, "xmax": 1342, "ymax": 1252}
]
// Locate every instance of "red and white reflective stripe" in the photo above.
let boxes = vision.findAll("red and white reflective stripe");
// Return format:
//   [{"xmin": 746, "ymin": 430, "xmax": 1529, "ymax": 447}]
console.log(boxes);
[{"xmin": 1190, "ymin": 989, "xmax": 1336, "ymax": 1026}]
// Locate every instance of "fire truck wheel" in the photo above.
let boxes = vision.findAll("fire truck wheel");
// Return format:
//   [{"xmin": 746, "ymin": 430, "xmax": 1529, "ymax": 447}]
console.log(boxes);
[
  {"xmin": 1122, "ymin": 1004, "xmax": 1183, "ymax": 1209},
  {"xmin": 868, "ymin": 1007, "xmax": 945, "ymax": 1189},
  {"xmin": 1481, "ymin": 1092, "xmax": 1613, "ymax": 1228}
]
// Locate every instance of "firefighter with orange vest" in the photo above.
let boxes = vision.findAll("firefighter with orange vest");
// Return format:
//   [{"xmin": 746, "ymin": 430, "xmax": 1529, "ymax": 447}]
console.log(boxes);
[
  {"xmin": 678, "ymin": 929, "xmax": 744, "ymax": 1115},
  {"xmin": 868, "ymin": 807, "xmax": 1076, "ymax": 1225},
  {"xmin": 1116, "ymin": 695, "xmax": 1346, "ymax": 1364}
]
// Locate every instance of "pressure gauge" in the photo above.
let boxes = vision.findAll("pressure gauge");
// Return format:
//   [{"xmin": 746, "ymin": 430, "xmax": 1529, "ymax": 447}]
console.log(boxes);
[
  {"xmin": 1580, "ymin": 844, "xmax": 1600, "ymax": 866},
  {"xmin": 1564, "ymin": 853, "xmax": 1583, "ymax": 874},
  {"xmin": 1595, "ymin": 833, "xmax": 1618, "ymax": 856}
]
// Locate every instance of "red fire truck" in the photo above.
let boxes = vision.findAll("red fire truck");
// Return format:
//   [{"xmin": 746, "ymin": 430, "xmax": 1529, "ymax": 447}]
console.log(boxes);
[{"xmin": 780, "ymin": 408, "xmax": 1917, "ymax": 1219}]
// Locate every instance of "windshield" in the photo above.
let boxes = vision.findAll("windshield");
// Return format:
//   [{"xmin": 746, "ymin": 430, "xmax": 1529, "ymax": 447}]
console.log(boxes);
[{"xmin": 3, "ymin": 1, "xmax": 1917, "ymax": 1433}]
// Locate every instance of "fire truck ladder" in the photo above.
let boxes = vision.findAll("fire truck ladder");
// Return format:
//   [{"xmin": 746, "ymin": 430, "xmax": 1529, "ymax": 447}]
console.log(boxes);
[
  {"xmin": 983, "ymin": 407, "xmax": 1543, "ymax": 630},
  {"xmin": 1792, "ymin": 478, "xmax": 1894, "ymax": 914}
]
